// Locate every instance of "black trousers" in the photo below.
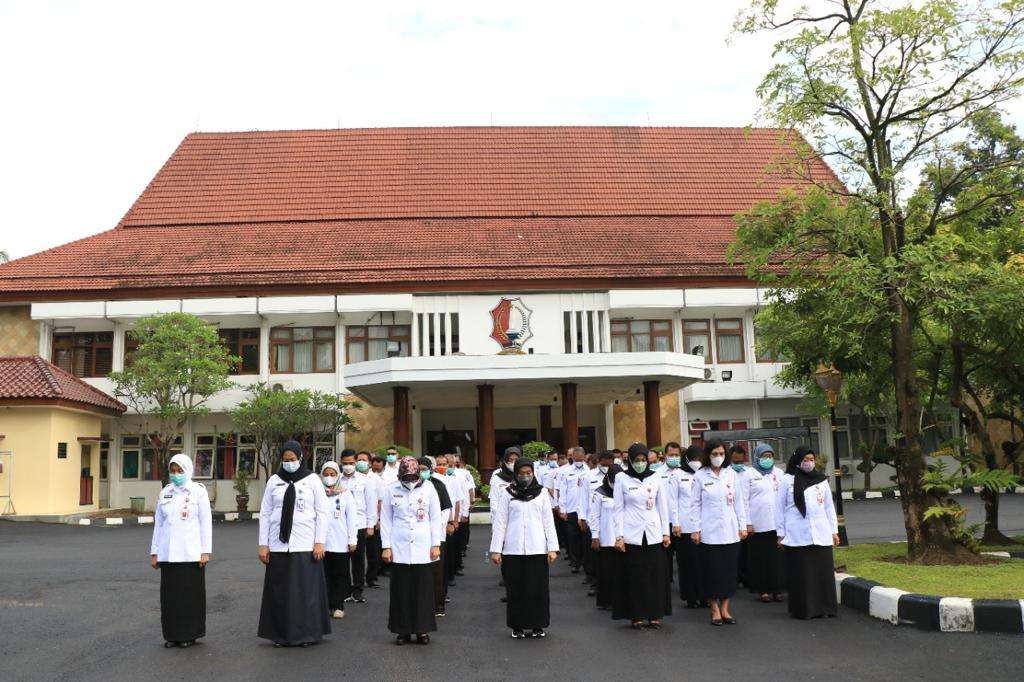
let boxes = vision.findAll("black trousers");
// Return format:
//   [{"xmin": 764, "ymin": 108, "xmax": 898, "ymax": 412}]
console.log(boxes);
[
  {"xmin": 566, "ymin": 512, "xmax": 585, "ymax": 568},
  {"xmin": 351, "ymin": 528, "xmax": 367, "ymax": 589},
  {"xmin": 324, "ymin": 551, "xmax": 352, "ymax": 610},
  {"xmin": 365, "ymin": 527, "xmax": 382, "ymax": 585},
  {"xmin": 445, "ymin": 529, "xmax": 459, "ymax": 582},
  {"xmin": 555, "ymin": 512, "xmax": 568, "ymax": 550},
  {"xmin": 582, "ymin": 526, "xmax": 597, "ymax": 578},
  {"xmin": 432, "ymin": 542, "xmax": 447, "ymax": 612}
]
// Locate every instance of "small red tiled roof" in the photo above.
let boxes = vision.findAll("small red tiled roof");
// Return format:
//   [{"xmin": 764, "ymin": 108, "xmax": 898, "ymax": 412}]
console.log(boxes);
[
  {"xmin": 0, "ymin": 356, "xmax": 126, "ymax": 414},
  {"xmin": 0, "ymin": 126, "xmax": 836, "ymax": 300}
]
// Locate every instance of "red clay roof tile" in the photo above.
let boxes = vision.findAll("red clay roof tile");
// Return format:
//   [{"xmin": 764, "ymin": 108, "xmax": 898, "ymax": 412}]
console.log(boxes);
[{"xmin": 0, "ymin": 356, "xmax": 126, "ymax": 413}]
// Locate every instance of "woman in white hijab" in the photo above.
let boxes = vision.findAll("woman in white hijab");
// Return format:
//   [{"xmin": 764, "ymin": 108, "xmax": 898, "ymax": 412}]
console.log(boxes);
[{"xmin": 150, "ymin": 453, "xmax": 212, "ymax": 648}]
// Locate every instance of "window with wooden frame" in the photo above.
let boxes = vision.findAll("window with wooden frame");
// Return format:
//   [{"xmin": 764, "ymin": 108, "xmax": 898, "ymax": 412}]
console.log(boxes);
[
  {"xmin": 346, "ymin": 325, "xmax": 411, "ymax": 363},
  {"xmin": 120, "ymin": 434, "xmax": 182, "ymax": 481},
  {"xmin": 193, "ymin": 433, "xmax": 250, "ymax": 479},
  {"xmin": 609, "ymin": 319, "xmax": 673, "ymax": 353},
  {"xmin": 52, "ymin": 332, "xmax": 114, "ymax": 378},
  {"xmin": 681, "ymin": 319, "xmax": 712, "ymax": 363},
  {"xmin": 270, "ymin": 326, "xmax": 335, "ymax": 373},
  {"xmin": 714, "ymin": 318, "xmax": 745, "ymax": 363},
  {"xmin": 218, "ymin": 328, "xmax": 260, "ymax": 374}
]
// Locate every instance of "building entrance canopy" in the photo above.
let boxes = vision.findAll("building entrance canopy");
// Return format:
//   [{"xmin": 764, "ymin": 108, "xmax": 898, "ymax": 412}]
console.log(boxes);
[{"xmin": 343, "ymin": 351, "xmax": 708, "ymax": 409}]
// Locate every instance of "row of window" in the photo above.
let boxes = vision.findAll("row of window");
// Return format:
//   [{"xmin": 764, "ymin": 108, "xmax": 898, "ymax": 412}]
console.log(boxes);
[{"xmin": 611, "ymin": 318, "xmax": 772, "ymax": 364}]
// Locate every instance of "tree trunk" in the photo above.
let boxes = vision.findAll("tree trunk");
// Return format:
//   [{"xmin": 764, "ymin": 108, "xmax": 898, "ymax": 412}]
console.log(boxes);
[{"xmin": 980, "ymin": 486, "xmax": 1015, "ymax": 545}]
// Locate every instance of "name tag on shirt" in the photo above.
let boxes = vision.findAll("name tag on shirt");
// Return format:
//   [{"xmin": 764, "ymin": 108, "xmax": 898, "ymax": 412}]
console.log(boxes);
[{"xmin": 163, "ymin": 493, "xmax": 173, "ymax": 499}]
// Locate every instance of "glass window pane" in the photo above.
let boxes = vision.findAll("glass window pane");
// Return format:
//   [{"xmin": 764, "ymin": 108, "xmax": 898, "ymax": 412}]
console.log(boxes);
[
  {"xmin": 611, "ymin": 322, "xmax": 628, "ymax": 333},
  {"xmin": 241, "ymin": 344, "xmax": 259, "ymax": 373},
  {"xmin": 121, "ymin": 451, "xmax": 139, "ymax": 479},
  {"xmin": 686, "ymin": 333, "xmax": 710, "ymax": 358},
  {"xmin": 94, "ymin": 347, "xmax": 113, "ymax": 376},
  {"xmin": 684, "ymin": 320, "xmax": 708, "ymax": 331},
  {"xmin": 717, "ymin": 334, "xmax": 742, "ymax": 362},
  {"xmin": 629, "ymin": 320, "xmax": 651, "ymax": 333},
  {"xmin": 241, "ymin": 329, "xmax": 260, "ymax": 340},
  {"xmin": 293, "ymin": 327, "xmax": 314, "ymax": 341},
  {"xmin": 54, "ymin": 348, "xmax": 73, "ymax": 373},
  {"xmin": 347, "ymin": 327, "xmax": 365, "ymax": 338},
  {"xmin": 73, "ymin": 348, "xmax": 89, "ymax": 377},
  {"xmin": 780, "ymin": 417, "xmax": 801, "ymax": 427},
  {"xmin": 348, "ymin": 343, "xmax": 366, "ymax": 364},
  {"xmin": 369, "ymin": 326, "xmax": 388, "ymax": 338},
  {"xmin": 652, "ymin": 321, "xmax": 671, "ymax": 332},
  {"xmin": 368, "ymin": 339, "xmax": 388, "ymax": 361},
  {"xmin": 316, "ymin": 341, "xmax": 334, "ymax": 371},
  {"xmin": 391, "ymin": 326, "xmax": 411, "ymax": 338},
  {"xmin": 717, "ymin": 319, "xmax": 742, "ymax": 331},
  {"xmin": 761, "ymin": 419, "xmax": 778, "ymax": 428},
  {"xmin": 631, "ymin": 334, "xmax": 651, "ymax": 352},
  {"xmin": 293, "ymin": 341, "xmax": 313, "ymax": 372},
  {"xmin": 653, "ymin": 335, "xmax": 671, "ymax": 351},
  {"xmin": 315, "ymin": 328, "xmax": 334, "ymax": 339},
  {"xmin": 271, "ymin": 328, "xmax": 290, "ymax": 340},
  {"xmin": 610, "ymin": 336, "xmax": 629, "ymax": 353},
  {"xmin": 274, "ymin": 345, "xmax": 290, "ymax": 372}
]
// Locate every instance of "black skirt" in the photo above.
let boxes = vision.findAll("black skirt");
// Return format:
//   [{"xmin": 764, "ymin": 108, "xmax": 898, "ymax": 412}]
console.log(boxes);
[
  {"xmin": 612, "ymin": 538, "xmax": 671, "ymax": 621},
  {"xmin": 595, "ymin": 546, "xmax": 621, "ymax": 609},
  {"xmin": 257, "ymin": 552, "xmax": 331, "ymax": 645},
  {"xmin": 501, "ymin": 554, "xmax": 550, "ymax": 630},
  {"xmin": 746, "ymin": 531, "xmax": 785, "ymax": 594},
  {"xmin": 784, "ymin": 545, "xmax": 838, "ymax": 619},
  {"xmin": 675, "ymin": 533, "xmax": 704, "ymax": 603},
  {"xmin": 324, "ymin": 551, "xmax": 352, "ymax": 611},
  {"xmin": 159, "ymin": 562, "xmax": 205, "ymax": 643},
  {"xmin": 389, "ymin": 563, "xmax": 437, "ymax": 635},
  {"xmin": 701, "ymin": 542, "xmax": 740, "ymax": 599}
]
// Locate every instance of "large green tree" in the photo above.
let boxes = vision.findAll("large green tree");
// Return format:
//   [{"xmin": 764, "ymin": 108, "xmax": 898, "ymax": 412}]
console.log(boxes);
[
  {"xmin": 110, "ymin": 313, "xmax": 237, "ymax": 484},
  {"xmin": 734, "ymin": 0, "xmax": 1024, "ymax": 561}
]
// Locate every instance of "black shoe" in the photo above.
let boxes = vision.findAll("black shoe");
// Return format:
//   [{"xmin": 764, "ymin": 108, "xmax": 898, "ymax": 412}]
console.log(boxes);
[
  {"xmin": 448, "ymin": 580, "xmax": 456, "ymax": 587},
  {"xmin": 587, "ymin": 589, "xmax": 596, "ymax": 597},
  {"xmin": 455, "ymin": 570, "xmax": 465, "ymax": 576},
  {"xmin": 571, "ymin": 566, "xmax": 580, "ymax": 574},
  {"xmin": 164, "ymin": 642, "xmax": 176, "ymax": 648},
  {"xmin": 500, "ymin": 596, "xmax": 507, "ymax": 603},
  {"xmin": 416, "ymin": 634, "xmax": 430, "ymax": 645},
  {"xmin": 685, "ymin": 600, "xmax": 699, "ymax": 609},
  {"xmin": 366, "ymin": 582, "xmax": 381, "ymax": 589},
  {"xmin": 435, "ymin": 610, "xmax": 446, "ymax": 617},
  {"xmin": 395, "ymin": 635, "xmax": 409, "ymax": 646},
  {"xmin": 531, "ymin": 629, "xmax": 546, "ymax": 638},
  {"xmin": 723, "ymin": 616, "xmax": 736, "ymax": 625},
  {"xmin": 512, "ymin": 630, "xmax": 526, "ymax": 639},
  {"xmin": 711, "ymin": 618, "xmax": 724, "ymax": 627},
  {"xmin": 444, "ymin": 597, "xmax": 451, "ymax": 603},
  {"xmin": 178, "ymin": 640, "xmax": 195, "ymax": 648},
  {"xmin": 351, "ymin": 589, "xmax": 365, "ymax": 603}
]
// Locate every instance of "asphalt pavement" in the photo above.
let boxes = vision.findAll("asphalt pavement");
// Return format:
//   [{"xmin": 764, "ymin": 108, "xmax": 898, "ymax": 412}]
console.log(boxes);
[{"xmin": 1, "ymin": 497, "xmax": 1022, "ymax": 682}]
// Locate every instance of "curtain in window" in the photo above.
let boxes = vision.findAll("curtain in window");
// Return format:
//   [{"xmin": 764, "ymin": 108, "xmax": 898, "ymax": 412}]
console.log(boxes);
[
  {"xmin": 293, "ymin": 341, "xmax": 313, "ymax": 372},
  {"xmin": 718, "ymin": 335, "xmax": 742, "ymax": 362}
]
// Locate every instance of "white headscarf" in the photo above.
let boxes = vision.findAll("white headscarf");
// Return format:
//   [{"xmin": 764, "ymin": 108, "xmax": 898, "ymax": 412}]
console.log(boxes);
[
  {"xmin": 320, "ymin": 460, "xmax": 343, "ymax": 496},
  {"xmin": 169, "ymin": 453, "xmax": 194, "ymax": 489}
]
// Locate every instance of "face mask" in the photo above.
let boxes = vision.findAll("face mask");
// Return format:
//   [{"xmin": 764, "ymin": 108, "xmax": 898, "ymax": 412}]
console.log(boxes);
[
  {"xmin": 548, "ymin": 461, "xmax": 558, "ymax": 469},
  {"xmin": 419, "ymin": 470, "xmax": 432, "ymax": 481},
  {"xmin": 613, "ymin": 458, "xmax": 622, "ymax": 467},
  {"xmin": 759, "ymin": 457, "xmax": 774, "ymax": 470},
  {"xmin": 689, "ymin": 460, "xmax": 702, "ymax": 471},
  {"xmin": 516, "ymin": 474, "xmax": 534, "ymax": 486},
  {"xmin": 800, "ymin": 460, "xmax": 817, "ymax": 473},
  {"xmin": 169, "ymin": 473, "xmax": 187, "ymax": 486},
  {"xmin": 445, "ymin": 468, "xmax": 455, "ymax": 476},
  {"xmin": 651, "ymin": 462, "xmax": 663, "ymax": 471},
  {"xmin": 322, "ymin": 475, "xmax": 338, "ymax": 487},
  {"xmin": 504, "ymin": 461, "xmax": 515, "ymax": 472},
  {"xmin": 436, "ymin": 466, "xmax": 448, "ymax": 475},
  {"xmin": 667, "ymin": 456, "xmax": 681, "ymax": 468},
  {"xmin": 631, "ymin": 460, "xmax": 648, "ymax": 473},
  {"xmin": 402, "ymin": 480, "xmax": 417, "ymax": 490},
  {"xmin": 355, "ymin": 461, "xmax": 369, "ymax": 473},
  {"xmin": 341, "ymin": 464, "xmax": 356, "ymax": 476},
  {"xmin": 710, "ymin": 455, "xmax": 725, "ymax": 468},
  {"xmin": 386, "ymin": 454, "xmax": 397, "ymax": 464},
  {"xmin": 574, "ymin": 461, "xmax": 585, "ymax": 469},
  {"xmin": 598, "ymin": 465, "xmax": 609, "ymax": 474},
  {"xmin": 282, "ymin": 460, "xmax": 300, "ymax": 473}
]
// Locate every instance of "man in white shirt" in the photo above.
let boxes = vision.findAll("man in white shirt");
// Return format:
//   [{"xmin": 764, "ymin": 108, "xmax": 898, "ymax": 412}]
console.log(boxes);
[
  {"xmin": 555, "ymin": 446, "xmax": 589, "ymax": 573},
  {"xmin": 451, "ymin": 454, "xmax": 475, "ymax": 573},
  {"xmin": 338, "ymin": 449, "xmax": 379, "ymax": 603},
  {"xmin": 380, "ymin": 446, "xmax": 401, "ymax": 483},
  {"xmin": 580, "ymin": 451, "xmax": 610, "ymax": 595}
]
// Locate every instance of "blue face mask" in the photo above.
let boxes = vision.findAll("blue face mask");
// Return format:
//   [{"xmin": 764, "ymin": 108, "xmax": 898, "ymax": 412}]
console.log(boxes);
[
  {"xmin": 631, "ymin": 460, "xmax": 648, "ymax": 473},
  {"xmin": 355, "ymin": 461, "xmax": 369, "ymax": 473},
  {"xmin": 169, "ymin": 473, "xmax": 187, "ymax": 487},
  {"xmin": 419, "ymin": 470, "xmax": 432, "ymax": 481},
  {"xmin": 757, "ymin": 457, "xmax": 774, "ymax": 472},
  {"xmin": 282, "ymin": 460, "xmax": 300, "ymax": 473},
  {"xmin": 650, "ymin": 462, "xmax": 663, "ymax": 471},
  {"xmin": 666, "ymin": 456, "xmax": 681, "ymax": 468},
  {"xmin": 731, "ymin": 463, "xmax": 746, "ymax": 473},
  {"xmin": 548, "ymin": 461, "xmax": 558, "ymax": 469},
  {"xmin": 445, "ymin": 468, "xmax": 455, "ymax": 476},
  {"xmin": 386, "ymin": 454, "xmax": 397, "ymax": 464}
]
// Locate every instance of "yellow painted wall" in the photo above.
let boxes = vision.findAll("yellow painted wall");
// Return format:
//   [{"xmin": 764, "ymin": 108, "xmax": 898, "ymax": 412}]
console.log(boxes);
[
  {"xmin": 0, "ymin": 406, "xmax": 103, "ymax": 516},
  {"xmin": 0, "ymin": 306, "xmax": 39, "ymax": 356},
  {"xmin": 611, "ymin": 395, "xmax": 681, "ymax": 450}
]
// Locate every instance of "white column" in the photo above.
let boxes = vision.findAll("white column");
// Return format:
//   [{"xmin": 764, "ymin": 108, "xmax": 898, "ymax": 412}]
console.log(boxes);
[
  {"xmin": 580, "ymin": 304, "xmax": 590, "ymax": 354},
  {"xmin": 568, "ymin": 307, "xmax": 578, "ymax": 354},
  {"xmin": 750, "ymin": 399, "xmax": 762, "ymax": 428},
  {"xmin": 258, "ymin": 318, "xmax": 271, "ymax": 381},
  {"xmin": 672, "ymin": 311, "xmax": 683, "ymax": 354},
  {"xmin": 677, "ymin": 391, "xmax": 690, "ymax": 446},
  {"xmin": 601, "ymin": 311, "xmax": 612, "ymax": 353},
  {"xmin": 444, "ymin": 311, "xmax": 453, "ymax": 356},
  {"xmin": 334, "ymin": 320, "xmax": 345, "ymax": 393},
  {"xmin": 744, "ymin": 310, "xmax": 757, "ymax": 374},
  {"xmin": 112, "ymin": 321, "xmax": 126, "ymax": 372},
  {"xmin": 604, "ymin": 402, "xmax": 616, "ymax": 451},
  {"xmin": 432, "ymin": 313, "xmax": 441, "ymax": 358},
  {"xmin": 37, "ymin": 321, "xmax": 52, "ymax": 358},
  {"xmin": 411, "ymin": 312, "xmax": 420, "ymax": 357},
  {"xmin": 108, "ymin": 421, "xmax": 122, "ymax": 509},
  {"xmin": 589, "ymin": 310, "xmax": 600, "ymax": 352}
]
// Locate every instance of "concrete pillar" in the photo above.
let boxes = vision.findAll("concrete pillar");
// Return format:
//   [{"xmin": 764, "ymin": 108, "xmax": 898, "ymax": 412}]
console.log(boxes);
[
  {"xmin": 644, "ymin": 380, "xmax": 662, "ymax": 447},
  {"xmin": 393, "ymin": 386, "xmax": 411, "ymax": 448},
  {"xmin": 539, "ymin": 405, "xmax": 553, "ymax": 445},
  {"xmin": 561, "ymin": 382, "xmax": 578, "ymax": 451},
  {"xmin": 478, "ymin": 384, "xmax": 496, "ymax": 479},
  {"xmin": 258, "ymin": 318, "xmax": 271, "ymax": 381},
  {"xmin": 604, "ymin": 401, "xmax": 616, "ymax": 451}
]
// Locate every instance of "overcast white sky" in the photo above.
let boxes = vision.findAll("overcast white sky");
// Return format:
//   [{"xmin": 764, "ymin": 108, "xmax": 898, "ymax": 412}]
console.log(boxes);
[{"xmin": 1, "ymin": 0, "xmax": 783, "ymax": 259}]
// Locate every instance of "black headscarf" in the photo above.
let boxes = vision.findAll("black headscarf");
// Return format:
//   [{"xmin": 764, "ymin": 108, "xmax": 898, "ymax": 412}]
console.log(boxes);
[
  {"xmin": 786, "ymin": 445, "xmax": 826, "ymax": 517},
  {"xmin": 276, "ymin": 440, "xmax": 313, "ymax": 543},
  {"xmin": 419, "ymin": 457, "xmax": 452, "ymax": 511},
  {"xmin": 495, "ymin": 449, "xmax": 517, "ymax": 483},
  {"xmin": 598, "ymin": 463, "xmax": 622, "ymax": 497},
  {"xmin": 509, "ymin": 460, "xmax": 544, "ymax": 502},
  {"xmin": 681, "ymin": 444, "xmax": 703, "ymax": 474},
  {"xmin": 622, "ymin": 442, "xmax": 654, "ymax": 480}
]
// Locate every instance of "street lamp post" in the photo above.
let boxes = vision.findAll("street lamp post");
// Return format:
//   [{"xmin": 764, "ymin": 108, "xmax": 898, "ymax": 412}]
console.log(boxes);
[{"xmin": 814, "ymin": 363, "xmax": 849, "ymax": 546}]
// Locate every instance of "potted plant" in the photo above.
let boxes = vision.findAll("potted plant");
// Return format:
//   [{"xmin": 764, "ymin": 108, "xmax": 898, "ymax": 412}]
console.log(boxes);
[{"xmin": 233, "ymin": 465, "xmax": 251, "ymax": 513}]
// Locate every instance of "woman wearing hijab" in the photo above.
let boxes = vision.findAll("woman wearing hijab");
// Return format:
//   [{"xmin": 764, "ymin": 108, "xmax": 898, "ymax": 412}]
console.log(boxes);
[
  {"xmin": 320, "ymin": 461, "xmax": 359, "ymax": 619},
  {"xmin": 490, "ymin": 459, "xmax": 559, "ymax": 638},
  {"xmin": 257, "ymin": 441, "xmax": 331, "ymax": 647},
  {"xmin": 612, "ymin": 442, "xmax": 672, "ymax": 630},
  {"xmin": 381, "ymin": 456, "xmax": 444, "ymax": 645},
  {"xmin": 745, "ymin": 443, "xmax": 786, "ymax": 603},
  {"xmin": 691, "ymin": 438, "xmax": 748, "ymax": 626},
  {"xmin": 776, "ymin": 446, "xmax": 839, "ymax": 619},
  {"xmin": 588, "ymin": 461, "xmax": 622, "ymax": 611},
  {"xmin": 670, "ymin": 444, "xmax": 706, "ymax": 608},
  {"xmin": 150, "ymin": 453, "xmax": 212, "ymax": 648}
]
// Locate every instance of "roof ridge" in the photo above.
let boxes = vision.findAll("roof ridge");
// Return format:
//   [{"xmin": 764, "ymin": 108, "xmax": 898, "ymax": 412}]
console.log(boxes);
[
  {"xmin": 183, "ymin": 125, "xmax": 793, "ymax": 136},
  {"xmin": 32, "ymin": 355, "xmax": 64, "ymax": 397}
]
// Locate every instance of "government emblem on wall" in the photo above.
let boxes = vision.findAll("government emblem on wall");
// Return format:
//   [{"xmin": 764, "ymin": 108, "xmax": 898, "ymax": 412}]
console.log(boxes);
[{"xmin": 490, "ymin": 297, "xmax": 533, "ymax": 354}]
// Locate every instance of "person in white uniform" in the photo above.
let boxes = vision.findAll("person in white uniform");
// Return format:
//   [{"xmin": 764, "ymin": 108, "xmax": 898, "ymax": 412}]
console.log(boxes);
[
  {"xmin": 357, "ymin": 451, "xmax": 385, "ymax": 590},
  {"xmin": 588, "ymin": 462, "xmax": 622, "ymax": 610},
  {"xmin": 556, "ymin": 446, "xmax": 589, "ymax": 574},
  {"xmin": 150, "ymin": 453, "xmax": 212, "ymax": 648},
  {"xmin": 337, "ymin": 449, "xmax": 379, "ymax": 603},
  {"xmin": 489, "ymin": 446, "xmax": 520, "ymax": 500},
  {"xmin": 691, "ymin": 438, "xmax": 749, "ymax": 627},
  {"xmin": 436, "ymin": 455, "xmax": 465, "ymax": 588},
  {"xmin": 578, "ymin": 451, "xmax": 610, "ymax": 595},
  {"xmin": 671, "ymin": 444, "xmax": 706, "ymax": 608},
  {"xmin": 489, "ymin": 459, "xmax": 559, "ymax": 639},
  {"xmin": 776, "ymin": 446, "xmax": 839, "ymax": 619},
  {"xmin": 745, "ymin": 443, "xmax": 786, "ymax": 602},
  {"xmin": 257, "ymin": 441, "xmax": 331, "ymax": 647},
  {"xmin": 381, "ymin": 446, "xmax": 401, "ymax": 483},
  {"xmin": 381, "ymin": 457, "xmax": 444, "ymax": 645},
  {"xmin": 612, "ymin": 442, "xmax": 672, "ymax": 629},
  {"xmin": 451, "ymin": 454, "xmax": 475, "ymax": 573},
  {"xmin": 320, "ymin": 461, "xmax": 359, "ymax": 619}
]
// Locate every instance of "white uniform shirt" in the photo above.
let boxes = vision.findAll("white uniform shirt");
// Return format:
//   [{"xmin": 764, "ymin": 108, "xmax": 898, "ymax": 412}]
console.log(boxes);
[
  {"xmin": 691, "ymin": 467, "xmax": 748, "ymax": 545},
  {"xmin": 588, "ymin": 490, "xmax": 617, "ymax": 547},
  {"xmin": 653, "ymin": 465, "xmax": 678, "ymax": 529},
  {"xmin": 489, "ymin": 469, "xmax": 516, "ymax": 505},
  {"xmin": 776, "ymin": 475, "xmax": 838, "ymax": 547},
  {"xmin": 150, "ymin": 481, "xmax": 212, "ymax": 562},
  {"xmin": 555, "ymin": 463, "xmax": 589, "ymax": 515},
  {"xmin": 577, "ymin": 467, "xmax": 605, "ymax": 522},
  {"xmin": 672, "ymin": 466, "xmax": 702, "ymax": 533},
  {"xmin": 489, "ymin": 488, "xmax": 559, "ymax": 555},
  {"xmin": 613, "ymin": 471, "xmax": 670, "ymax": 545},
  {"xmin": 323, "ymin": 490, "xmax": 359, "ymax": 553},
  {"xmin": 542, "ymin": 465, "xmax": 561, "ymax": 509},
  {"xmin": 340, "ymin": 471, "xmax": 378, "ymax": 529},
  {"xmin": 746, "ymin": 466, "xmax": 784, "ymax": 533},
  {"xmin": 435, "ymin": 473, "xmax": 463, "ymax": 522},
  {"xmin": 259, "ymin": 473, "xmax": 329, "ymax": 552},
  {"xmin": 380, "ymin": 480, "xmax": 444, "ymax": 564},
  {"xmin": 381, "ymin": 463, "xmax": 400, "ymax": 484},
  {"xmin": 456, "ymin": 467, "xmax": 475, "ymax": 518}
]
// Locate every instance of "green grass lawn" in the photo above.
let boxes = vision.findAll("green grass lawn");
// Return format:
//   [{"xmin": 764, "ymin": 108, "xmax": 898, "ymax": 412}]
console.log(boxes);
[{"xmin": 835, "ymin": 539, "xmax": 1024, "ymax": 599}]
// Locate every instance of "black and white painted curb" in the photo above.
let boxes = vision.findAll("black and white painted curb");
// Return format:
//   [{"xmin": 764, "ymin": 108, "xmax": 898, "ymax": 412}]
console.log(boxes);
[
  {"xmin": 835, "ymin": 572, "xmax": 1024, "ymax": 634},
  {"xmin": 842, "ymin": 486, "xmax": 1024, "ymax": 501}
]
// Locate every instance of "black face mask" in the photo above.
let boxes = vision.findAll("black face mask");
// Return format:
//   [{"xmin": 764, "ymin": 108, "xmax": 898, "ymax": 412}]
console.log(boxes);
[{"xmin": 516, "ymin": 474, "xmax": 534, "ymax": 486}]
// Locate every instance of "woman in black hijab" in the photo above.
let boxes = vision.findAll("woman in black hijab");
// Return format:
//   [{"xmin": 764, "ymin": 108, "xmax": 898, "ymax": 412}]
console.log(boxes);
[
  {"xmin": 489, "ymin": 459, "xmax": 559, "ymax": 638},
  {"xmin": 257, "ymin": 441, "xmax": 331, "ymax": 647},
  {"xmin": 588, "ymin": 462, "xmax": 622, "ymax": 610},
  {"xmin": 776, "ymin": 446, "xmax": 839, "ymax": 619}
]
